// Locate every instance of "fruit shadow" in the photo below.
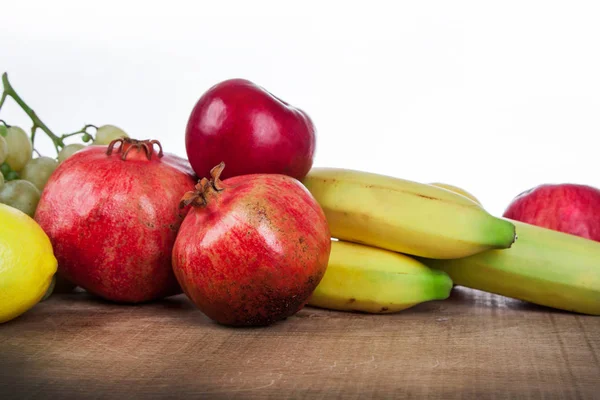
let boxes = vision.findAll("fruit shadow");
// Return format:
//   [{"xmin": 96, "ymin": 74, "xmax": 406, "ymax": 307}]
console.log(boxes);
[
  {"xmin": 46, "ymin": 290, "xmax": 287, "ymax": 329},
  {"xmin": 300, "ymin": 288, "xmax": 583, "ymax": 318},
  {"xmin": 448, "ymin": 286, "xmax": 576, "ymax": 315},
  {"xmin": 302, "ymin": 300, "xmax": 447, "ymax": 317},
  {"xmin": 38, "ymin": 290, "xmax": 220, "ymax": 330},
  {"xmin": 49, "ymin": 288, "xmax": 196, "ymax": 311}
]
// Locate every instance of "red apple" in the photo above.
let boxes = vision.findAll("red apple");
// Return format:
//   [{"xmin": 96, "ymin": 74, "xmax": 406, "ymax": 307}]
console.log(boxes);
[
  {"xmin": 503, "ymin": 183, "xmax": 600, "ymax": 241},
  {"xmin": 185, "ymin": 79, "xmax": 316, "ymax": 181}
]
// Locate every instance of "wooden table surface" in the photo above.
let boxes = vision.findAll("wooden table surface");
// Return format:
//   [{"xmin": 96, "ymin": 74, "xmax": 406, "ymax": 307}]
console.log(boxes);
[{"xmin": 1, "ymin": 287, "xmax": 599, "ymax": 399}]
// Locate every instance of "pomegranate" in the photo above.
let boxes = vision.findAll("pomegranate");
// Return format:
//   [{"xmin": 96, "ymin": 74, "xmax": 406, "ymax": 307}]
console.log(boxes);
[
  {"xmin": 34, "ymin": 138, "xmax": 197, "ymax": 303},
  {"xmin": 185, "ymin": 79, "xmax": 316, "ymax": 181},
  {"xmin": 172, "ymin": 163, "xmax": 331, "ymax": 326}
]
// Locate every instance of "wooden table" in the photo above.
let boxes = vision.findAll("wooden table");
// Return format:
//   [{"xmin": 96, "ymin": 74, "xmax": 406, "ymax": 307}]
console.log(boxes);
[{"xmin": 1, "ymin": 287, "xmax": 599, "ymax": 399}]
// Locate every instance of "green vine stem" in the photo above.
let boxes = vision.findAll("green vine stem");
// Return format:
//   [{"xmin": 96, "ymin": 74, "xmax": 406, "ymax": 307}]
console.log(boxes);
[{"xmin": 0, "ymin": 72, "xmax": 95, "ymax": 156}]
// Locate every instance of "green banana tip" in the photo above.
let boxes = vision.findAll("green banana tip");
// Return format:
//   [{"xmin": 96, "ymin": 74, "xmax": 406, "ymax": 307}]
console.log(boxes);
[
  {"xmin": 509, "ymin": 221, "xmax": 518, "ymax": 247},
  {"xmin": 496, "ymin": 217, "xmax": 518, "ymax": 249},
  {"xmin": 429, "ymin": 269, "xmax": 454, "ymax": 300}
]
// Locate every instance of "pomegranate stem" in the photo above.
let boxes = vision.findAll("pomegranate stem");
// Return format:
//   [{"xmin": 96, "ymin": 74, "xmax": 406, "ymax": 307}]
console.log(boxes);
[
  {"xmin": 210, "ymin": 162, "xmax": 226, "ymax": 191},
  {"xmin": 179, "ymin": 162, "xmax": 227, "ymax": 209}
]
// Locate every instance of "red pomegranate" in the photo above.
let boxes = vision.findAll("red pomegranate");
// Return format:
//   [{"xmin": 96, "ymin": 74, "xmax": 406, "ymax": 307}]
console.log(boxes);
[
  {"xmin": 34, "ymin": 138, "xmax": 197, "ymax": 303},
  {"xmin": 172, "ymin": 163, "xmax": 331, "ymax": 326}
]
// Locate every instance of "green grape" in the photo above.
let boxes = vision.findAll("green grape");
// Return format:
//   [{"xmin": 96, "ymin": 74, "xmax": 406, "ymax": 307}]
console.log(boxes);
[
  {"xmin": 57, "ymin": 143, "xmax": 86, "ymax": 164},
  {"xmin": 0, "ymin": 135, "xmax": 7, "ymax": 165},
  {"xmin": 0, "ymin": 124, "xmax": 6, "ymax": 137},
  {"xmin": 0, "ymin": 163, "xmax": 11, "ymax": 176},
  {"xmin": 21, "ymin": 156, "xmax": 58, "ymax": 191},
  {"xmin": 5, "ymin": 170, "xmax": 18, "ymax": 181},
  {"xmin": 94, "ymin": 124, "xmax": 129, "ymax": 145},
  {"xmin": 4, "ymin": 126, "xmax": 33, "ymax": 172},
  {"xmin": 0, "ymin": 179, "xmax": 41, "ymax": 217}
]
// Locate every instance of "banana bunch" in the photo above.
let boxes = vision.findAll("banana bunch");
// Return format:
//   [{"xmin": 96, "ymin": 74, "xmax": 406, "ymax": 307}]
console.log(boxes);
[
  {"xmin": 302, "ymin": 167, "xmax": 600, "ymax": 316},
  {"xmin": 301, "ymin": 167, "xmax": 514, "ymax": 314}
]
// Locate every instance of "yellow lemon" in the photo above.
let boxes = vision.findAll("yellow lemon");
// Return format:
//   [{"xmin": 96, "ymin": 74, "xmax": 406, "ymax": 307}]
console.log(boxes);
[
  {"xmin": 430, "ymin": 182, "xmax": 482, "ymax": 206},
  {"xmin": 0, "ymin": 203, "xmax": 57, "ymax": 323}
]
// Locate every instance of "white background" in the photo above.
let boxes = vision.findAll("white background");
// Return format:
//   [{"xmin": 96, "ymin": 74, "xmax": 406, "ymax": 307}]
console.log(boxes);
[{"xmin": 1, "ymin": 0, "xmax": 599, "ymax": 216}]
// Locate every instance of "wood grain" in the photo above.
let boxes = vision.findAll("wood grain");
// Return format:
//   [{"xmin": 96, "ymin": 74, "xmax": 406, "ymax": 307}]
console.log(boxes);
[{"xmin": 1, "ymin": 287, "xmax": 599, "ymax": 399}]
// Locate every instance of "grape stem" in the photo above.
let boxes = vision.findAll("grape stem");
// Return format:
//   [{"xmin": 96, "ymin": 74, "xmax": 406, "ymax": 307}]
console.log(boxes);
[
  {"xmin": 1, "ymin": 73, "xmax": 62, "ymax": 154},
  {"xmin": 62, "ymin": 124, "xmax": 97, "ymax": 141},
  {"xmin": 0, "ymin": 72, "xmax": 96, "ymax": 156}
]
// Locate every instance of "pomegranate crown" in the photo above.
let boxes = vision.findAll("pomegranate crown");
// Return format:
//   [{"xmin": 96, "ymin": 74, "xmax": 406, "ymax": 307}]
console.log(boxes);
[
  {"xmin": 180, "ymin": 162, "xmax": 226, "ymax": 208},
  {"xmin": 106, "ymin": 138, "xmax": 164, "ymax": 161}
]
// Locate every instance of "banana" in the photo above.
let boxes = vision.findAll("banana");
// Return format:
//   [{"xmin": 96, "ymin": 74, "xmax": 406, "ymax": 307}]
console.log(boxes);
[
  {"xmin": 429, "ymin": 182, "xmax": 482, "ymax": 205},
  {"xmin": 419, "ymin": 219, "xmax": 600, "ymax": 315},
  {"xmin": 302, "ymin": 168, "xmax": 516, "ymax": 259},
  {"xmin": 307, "ymin": 240, "xmax": 453, "ymax": 313}
]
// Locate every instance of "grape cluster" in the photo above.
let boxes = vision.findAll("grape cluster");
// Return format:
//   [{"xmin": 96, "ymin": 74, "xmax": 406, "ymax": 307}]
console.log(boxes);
[{"xmin": 0, "ymin": 124, "xmax": 128, "ymax": 217}]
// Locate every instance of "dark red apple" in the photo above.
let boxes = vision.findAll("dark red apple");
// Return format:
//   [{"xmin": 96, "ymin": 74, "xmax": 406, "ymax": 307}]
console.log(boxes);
[
  {"xmin": 503, "ymin": 183, "xmax": 600, "ymax": 241},
  {"xmin": 185, "ymin": 79, "xmax": 316, "ymax": 181}
]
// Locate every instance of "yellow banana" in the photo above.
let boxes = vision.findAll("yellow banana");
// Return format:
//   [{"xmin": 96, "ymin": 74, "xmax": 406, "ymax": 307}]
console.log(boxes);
[
  {"xmin": 429, "ymin": 182, "xmax": 482, "ymax": 205},
  {"xmin": 308, "ymin": 240, "xmax": 453, "ymax": 313},
  {"xmin": 302, "ymin": 168, "xmax": 516, "ymax": 259},
  {"xmin": 419, "ymin": 219, "xmax": 600, "ymax": 315}
]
